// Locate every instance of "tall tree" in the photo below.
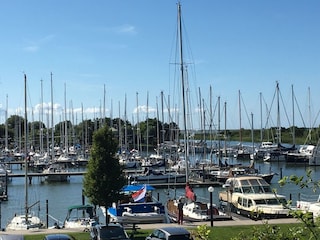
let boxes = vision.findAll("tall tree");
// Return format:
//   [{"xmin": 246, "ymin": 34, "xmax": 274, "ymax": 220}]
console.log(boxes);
[{"xmin": 83, "ymin": 125, "xmax": 126, "ymax": 224}]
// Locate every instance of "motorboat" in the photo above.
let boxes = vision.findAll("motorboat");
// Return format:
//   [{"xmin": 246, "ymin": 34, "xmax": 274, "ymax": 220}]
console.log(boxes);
[
  {"xmin": 166, "ymin": 198, "xmax": 230, "ymax": 223},
  {"xmin": 285, "ymin": 144, "xmax": 315, "ymax": 163},
  {"xmin": 42, "ymin": 163, "xmax": 69, "ymax": 182},
  {"xmin": 207, "ymin": 165, "xmax": 275, "ymax": 184},
  {"xmin": 219, "ymin": 176, "xmax": 291, "ymax": 219},
  {"xmin": 105, "ymin": 184, "xmax": 166, "ymax": 224},
  {"xmin": 63, "ymin": 204, "xmax": 98, "ymax": 230},
  {"xmin": 128, "ymin": 168, "xmax": 186, "ymax": 184},
  {"xmin": 296, "ymin": 193, "xmax": 320, "ymax": 219},
  {"xmin": 166, "ymin": 184, "xmax": 231, "ymax": 222}
]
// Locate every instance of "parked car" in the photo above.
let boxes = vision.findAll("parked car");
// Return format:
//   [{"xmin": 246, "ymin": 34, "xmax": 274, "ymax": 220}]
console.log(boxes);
[
  {"xmin": 0, "ymin": 235, "xmax": 24, "ymax": 240},
  {"xmin": 43, "ymin": 234, "xmax": 73, "ymax": 240},
  {"xmin": 145, "ymin": 227, "xmax": 192, "ymax": 240},
  {"xmin": 90, "ymin": 223, "xmax": 130, "ymax": 240}
]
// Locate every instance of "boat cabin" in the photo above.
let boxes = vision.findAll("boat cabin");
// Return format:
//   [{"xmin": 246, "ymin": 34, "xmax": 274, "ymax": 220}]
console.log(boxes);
[{"xmin": 220, "ymin": 176, "xmax": 290, "ymax": 219}]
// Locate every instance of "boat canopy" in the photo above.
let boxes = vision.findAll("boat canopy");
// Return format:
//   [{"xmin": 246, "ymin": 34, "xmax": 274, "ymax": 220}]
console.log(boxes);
[
  {"xmin": 122, "ymin": 184, "xmax": 155, "ymax": 192},
  {"xmin": 67, "ymin": 204, "xmax": 94, "ymax": 211}
]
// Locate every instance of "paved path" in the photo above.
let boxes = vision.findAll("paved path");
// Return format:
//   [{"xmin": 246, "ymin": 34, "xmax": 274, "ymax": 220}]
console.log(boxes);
[{"xmin": 2, "ymin": 217, "xmax": 300, "ymax": 235}]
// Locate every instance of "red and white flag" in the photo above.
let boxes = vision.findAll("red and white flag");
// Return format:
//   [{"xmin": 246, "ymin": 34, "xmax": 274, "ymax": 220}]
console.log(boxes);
[{"xmin": 132, "ymin": 184, "xmax": 147, "ymax": 202}]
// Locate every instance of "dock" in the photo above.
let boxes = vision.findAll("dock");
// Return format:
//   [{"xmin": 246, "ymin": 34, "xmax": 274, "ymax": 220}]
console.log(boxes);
[{"xmin": 2, "ymin": 171, "xmax": 86, "ymax": 178}]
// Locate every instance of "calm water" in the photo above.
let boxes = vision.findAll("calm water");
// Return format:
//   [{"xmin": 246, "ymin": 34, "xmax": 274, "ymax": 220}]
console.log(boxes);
[{"xmin": 1, "ymin": 156, "xmax": 320, "ymax": 229}]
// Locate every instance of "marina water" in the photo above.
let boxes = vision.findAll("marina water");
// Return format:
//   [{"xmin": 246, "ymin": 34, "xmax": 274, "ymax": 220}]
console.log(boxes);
[{"xmin": 1, "ymin": 155, "xmax": 320, "ymax": 229}]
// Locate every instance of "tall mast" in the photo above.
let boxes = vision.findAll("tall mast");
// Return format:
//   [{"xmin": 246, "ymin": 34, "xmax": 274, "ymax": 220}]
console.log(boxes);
[
  {"xmin": 118, "ymin": 101, "xmax": 122, "ymax": 151},
  {"xmin": 136, "ymin": 92, "xmax": 141, "ymax": 152},
  {"xmin": 5, "ymin": 94, "xmax": 8, "ymax": 151},
  {"xmin": 178, "ymin": 2, "xmax": 189, "ymax": 180},
  {"xmin": 251, "ymin": 113, "xmax": 254, "ymax": 161},
  {"xmin": 161, "ymin": 91, "xmax": 165, "ymax": 158},
  {"xmin": 218, "ymin": 96, "xmax": 221, "ymax": 165},
  {"xmin": 146, "ymin": 91, "xmax": 149, "ymax": 157},
  {"xmin": 103, "ymin": 84, "xmax": 106, "ymax": 126},
  {"xmin": 259, "ymin": 92, "xmax": 263, "ymax": 142},
  {"xmin": 24, "ymin": 74, "xmax": 28, "ymax": 222},
  {"xmin": 291, "ymin": 85, "xmax": 295, "ymax": 145},
  {"xmin": 64, "ymin": 83, "xmax": 68, "ymax": 154},
  {"xmin": 51, "ymin": 72, "xmax": 54, "ymax": 161},
  {"xmin": 224, "ymin": 101, "xmax": 227, "ymax": 158},
  {"xmin": 209, "ymin": 86, "xmax": 213, "ymax": 164},
  {"xmin": 276, "ymin": 81, "xmax": 281, "ymax": 144},
  {"xmin": 40, "ymin": 79, "xmax": 43, "ymax": 153},
  {"xmin": 239, "ymin": 90, "xmax": 242, "ymax": 144},
  {"xmin": 124, "ymin": 94, "xmax": 128, "ymax": 150}
]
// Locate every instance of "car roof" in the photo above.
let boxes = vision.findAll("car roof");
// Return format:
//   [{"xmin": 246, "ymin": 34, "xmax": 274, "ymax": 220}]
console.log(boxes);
[
  {"xmin": 44, "ymin": 234, "xmax": 72, "ymax": 240},
  {"xmin": 95, "ymin": 223, "xmax": 123, "ymax": 228},
  {"xmin": 0, "ymin": 235, "xmax": 24, "ymax": 240},
  {"xmin": 158, "ymin": 227, "xmax": 190, "ymax": 235}
]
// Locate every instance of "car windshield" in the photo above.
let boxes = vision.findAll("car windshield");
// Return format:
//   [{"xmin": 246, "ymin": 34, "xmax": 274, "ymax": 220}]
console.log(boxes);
[
  {"xmin": 168, "ymin": 235, "xmax": 190, "ymax": 240},
  {"xmin": 100, "ymin": 226, "xmax": 128, "ymax": 239}
]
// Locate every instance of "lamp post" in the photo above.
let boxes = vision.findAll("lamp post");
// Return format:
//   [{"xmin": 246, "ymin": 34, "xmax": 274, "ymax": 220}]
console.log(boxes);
[{"xmin": 208, "ymin": 186, "xmax": 214, "ymax": 227}]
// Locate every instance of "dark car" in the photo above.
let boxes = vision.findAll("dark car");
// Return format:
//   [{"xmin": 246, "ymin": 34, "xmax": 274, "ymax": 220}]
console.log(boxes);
[
  {"xmin": 90, "ymin": 223, "xmax": 130, "ymax": 240},
  {"xmin": 145, "ymin": 227, "xmax": 192, "ymax": 240},
  {"xmin": 0, "ymin": 235, "xmax": 24, "ymax": 240},
  {"xmin": 43, "ymin": 234, "xmax": 73, "ymax": 240}
]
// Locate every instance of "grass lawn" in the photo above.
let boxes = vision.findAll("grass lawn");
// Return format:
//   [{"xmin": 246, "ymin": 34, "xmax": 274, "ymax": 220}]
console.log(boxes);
[{"xmin": 23, "ymin": 223, "xmax": 312, "ymax": 240}]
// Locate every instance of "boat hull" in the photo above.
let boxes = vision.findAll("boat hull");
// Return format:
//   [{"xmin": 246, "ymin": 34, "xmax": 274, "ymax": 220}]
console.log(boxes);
[
  {"xmin": 6, "ymin": 215, "xmax": 43, "ymax": 230},
  {"xmin": 130, "ymin": 174, "xmax": 186, "ymax": 184},
  {"xmin": 166, "ymin": 199, "xmax": 231, "ymax": 222},
  {"xmin": 107, "ymin": 202, "xmax": 166, "ymax": 224},
  {"xmin": 63, "ymin": 205, "xmax": 98, "ymax": 230}
]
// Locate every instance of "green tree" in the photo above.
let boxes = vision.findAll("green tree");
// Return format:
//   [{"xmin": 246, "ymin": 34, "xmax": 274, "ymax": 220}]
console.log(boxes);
[{"xmin": 83, "ymin": 125, "xmax": 126, "ymax": 224}]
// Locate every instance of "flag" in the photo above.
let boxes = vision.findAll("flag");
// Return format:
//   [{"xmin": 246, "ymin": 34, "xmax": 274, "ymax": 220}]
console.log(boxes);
[{"xmin": 132, "ymin": 184, "xmax": 147, "ymax": 202}]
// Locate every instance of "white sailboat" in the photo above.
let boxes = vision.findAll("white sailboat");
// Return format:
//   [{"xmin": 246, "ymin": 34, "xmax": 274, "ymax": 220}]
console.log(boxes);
[{"xmin": 7, "ymin": 74, "xmax": 44, "ymax": 230}]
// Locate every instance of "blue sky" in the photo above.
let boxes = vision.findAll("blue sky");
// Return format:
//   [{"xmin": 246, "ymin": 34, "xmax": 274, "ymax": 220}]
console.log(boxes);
[{"xmin": 0, "ymin": 0, "xmax": 319, "ymax": 131}]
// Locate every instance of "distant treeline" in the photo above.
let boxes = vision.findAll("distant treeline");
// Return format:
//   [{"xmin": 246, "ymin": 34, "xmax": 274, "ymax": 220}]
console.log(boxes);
[
  {"xmin": 192, "ymin": 126, "xmax": 320, "ymax": 145},
  {"xmin": 0, "ymin": 114, "xmax": 319, "ymax": 151}
]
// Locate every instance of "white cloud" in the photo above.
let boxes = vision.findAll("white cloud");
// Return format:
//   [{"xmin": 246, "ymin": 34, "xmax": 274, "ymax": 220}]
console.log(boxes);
[
  {"xmin": 100, "ymin": 24, "xmax": 137, "ymax": 35},
  {"xmin": 133, "ymin": 105, "xmax": 156, "ymax": 114},
  {"xmin": 116, "ymin": 24, "xmax": 137, "ymax": 34},
  {"xmin": 23, "ymin": 45, "xmax": 39, "ymax": 52},
  {"xmin": 22, "ymin": 34, "xmax": 55, "ymax": 53}
]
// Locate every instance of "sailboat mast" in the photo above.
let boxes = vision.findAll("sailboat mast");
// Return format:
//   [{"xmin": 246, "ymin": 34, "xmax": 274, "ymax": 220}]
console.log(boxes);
[
  {"xmin": 64, "ymin": 83, "xmax": 68, "ymax": 154},
  {"xmin": 291, "ymin": 85, "xmax": 295, "ymax": 145},
  {"xmin": 40, "ymin": 79, "xmax": 44, "ymax": 153},
  {"xmin": 124, "ymin": 94, "xmax": 128, "ymax": 150},
  {"xmin": 218, "ymin": 96, "xmax": 221, "ymax": 165},
  {"xmin": 161, "ymin": 91, "xmax": 165, "ymax": 159},
  {"xmin": 51, "ymin": 72, "xmax": 54, "ymax": 161},
  {"xmin": 276, "ymin": 81, "xmax": 281, "ymax": 144},
  {"xmin": 259, "ymin": 92, "xmax": 263, "ymax": 142},
  {"xmin": 239, "ymin": 90, "xmax": 242, "ymax": 144},
  {"xmin": 24, "ymin": 74, "xmax": 28, "ymax": 221},
  {"xmin": 146, "ymin": 91, "xmax": 149, "ymax": 157},
  {"xmin": 251, "ymin": 113, "xmax": 255, "ymax": 161},
  {"xmin": 5, "ymin": 94, "xmax": 8, "ymax": 151},
  {"xmin": 177, "ymin": 2, "xmax": 189, "ymax": 180}
]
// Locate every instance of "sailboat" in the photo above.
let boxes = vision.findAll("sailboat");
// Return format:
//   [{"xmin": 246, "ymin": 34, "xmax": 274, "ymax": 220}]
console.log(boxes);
[
  {"xmin": 166, "ymin": 3, "xmax": 231, "ymax": 223},
  {"xmin": 7, "ymin": 74, "xmax": 44, "ymax": 230}
]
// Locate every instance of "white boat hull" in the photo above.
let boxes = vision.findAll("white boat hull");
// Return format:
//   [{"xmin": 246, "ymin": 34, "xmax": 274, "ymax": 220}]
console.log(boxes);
[
  {"xmin": 110, "ymin": 212, "xmax": 166, "ymax": 224},
  {"xmin": 6, "ymin": 215, "xmax": 43, "ymax": 230}
]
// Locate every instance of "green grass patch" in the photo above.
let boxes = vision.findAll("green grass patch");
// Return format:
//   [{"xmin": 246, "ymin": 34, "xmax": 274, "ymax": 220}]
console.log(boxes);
[
  {"xmin": 24, "ymin": 232, "xmax": 89, "ymax": 240},
  {"xmin": 22, "ymin": 223, "xmax": 310, "ymax": 240}
]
